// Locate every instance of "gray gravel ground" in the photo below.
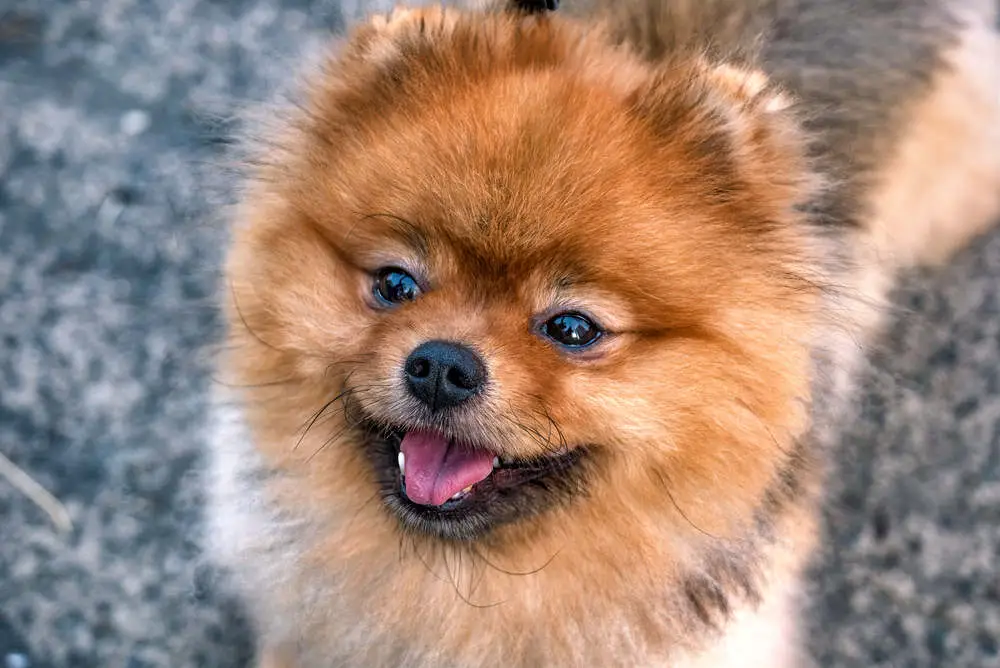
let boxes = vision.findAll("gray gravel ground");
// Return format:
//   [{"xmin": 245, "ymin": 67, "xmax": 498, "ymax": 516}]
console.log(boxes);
[{"xmin": 1, "ymin": 1, "xmax": 998, "ymax": 666}]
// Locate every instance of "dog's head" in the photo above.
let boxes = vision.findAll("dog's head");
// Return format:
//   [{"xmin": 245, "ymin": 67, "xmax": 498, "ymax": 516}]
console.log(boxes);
[{"xmin": 224, "ymin": 7, "xmax": 819, "ymax": 560}]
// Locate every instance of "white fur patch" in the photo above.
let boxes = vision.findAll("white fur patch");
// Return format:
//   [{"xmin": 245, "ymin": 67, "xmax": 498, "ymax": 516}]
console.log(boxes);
[{"xmin": 863, "ymin": 8, "xmax": 1000, "ymax": 268}]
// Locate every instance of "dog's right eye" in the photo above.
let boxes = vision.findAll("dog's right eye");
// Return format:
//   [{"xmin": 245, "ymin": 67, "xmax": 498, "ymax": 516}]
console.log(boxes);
[
  {"xmin": 373, "ymin": 267, "xmax": 422, "ymax": 306},
  {"xmin": 541, "ymin": 312, "xmax": 603, "ymax": 349}
]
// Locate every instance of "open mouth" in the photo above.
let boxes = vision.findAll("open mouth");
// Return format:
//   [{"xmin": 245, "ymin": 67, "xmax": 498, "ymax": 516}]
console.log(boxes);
[{"xmin": 362, "ymin": 420, "xmax": 587, "ymax": 541}]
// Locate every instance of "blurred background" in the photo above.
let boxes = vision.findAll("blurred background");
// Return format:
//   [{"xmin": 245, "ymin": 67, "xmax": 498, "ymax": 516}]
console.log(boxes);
[{"xmin": 1, "ymin": 1, "xmax": 999, "ymax": 666}]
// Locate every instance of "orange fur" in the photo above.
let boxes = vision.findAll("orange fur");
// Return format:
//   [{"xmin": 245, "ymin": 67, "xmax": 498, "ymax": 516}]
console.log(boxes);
[{"xmin": 209, "ymin": 2, "xmax": 999, "ymax": 666}]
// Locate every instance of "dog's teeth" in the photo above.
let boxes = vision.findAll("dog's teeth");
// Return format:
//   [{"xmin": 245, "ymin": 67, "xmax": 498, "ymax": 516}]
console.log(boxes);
[
  {"xmin": 398, "ymin": 452, "xmax": 405, "ymax": 477},
  {"xmin": 449, "ymin": 486, "xmax": 474, "ymax": 502},
  {"xmin": 492, "ymin": 457, "xmax": 499, "ymax": 469},
  {"xmin": 501, "ymin": 456, "xmax": 514, "ymax": 465}
]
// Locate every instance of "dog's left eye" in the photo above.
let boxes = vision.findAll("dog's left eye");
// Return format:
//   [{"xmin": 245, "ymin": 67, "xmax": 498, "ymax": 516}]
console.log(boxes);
[
  {"xmin": 542, "ymin": 312, "xmax": 602, "ymax": 348},
  {"xmin": 374, "ymin": 267, "xmax": 421, "ymax": 306}
]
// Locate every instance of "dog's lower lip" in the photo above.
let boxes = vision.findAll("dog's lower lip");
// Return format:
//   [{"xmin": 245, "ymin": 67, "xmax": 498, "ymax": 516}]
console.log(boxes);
[{"xmin": 394, "ymin": 430, "xmax": 566, "ymax": 507}]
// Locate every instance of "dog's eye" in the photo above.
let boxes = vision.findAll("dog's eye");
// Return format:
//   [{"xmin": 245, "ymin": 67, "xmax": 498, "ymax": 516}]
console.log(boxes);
[
  {"xmin": 374, "ymin": 267, "xmax": 421, "ymax": 306},
  {"xmin": 542, "ymin": 312, "xmax": 602, "ymax": 348}
]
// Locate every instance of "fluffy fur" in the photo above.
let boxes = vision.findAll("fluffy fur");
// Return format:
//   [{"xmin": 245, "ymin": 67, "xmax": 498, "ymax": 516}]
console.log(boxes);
[{"xmin": 208, "ymin": 1, "xmax": 1000, "ymax": 666}]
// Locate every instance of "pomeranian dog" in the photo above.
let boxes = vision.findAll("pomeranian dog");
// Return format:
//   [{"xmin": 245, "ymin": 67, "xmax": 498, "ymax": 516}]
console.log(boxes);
[{"xmin": 207, "ymin": 0, "xmax": 1000, "ymax": 665}]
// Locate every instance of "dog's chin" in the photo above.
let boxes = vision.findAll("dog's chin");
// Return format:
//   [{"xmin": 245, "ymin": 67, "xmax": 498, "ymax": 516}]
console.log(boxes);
[{"xmin": 360, "ymin": 416, "xmax": 590, "ymax": 542}]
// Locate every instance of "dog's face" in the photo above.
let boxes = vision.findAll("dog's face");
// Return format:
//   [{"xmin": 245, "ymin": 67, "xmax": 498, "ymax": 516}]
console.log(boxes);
[{"xmin": 226, "ymin": 9, "xmax": 818, "ymax": 555}]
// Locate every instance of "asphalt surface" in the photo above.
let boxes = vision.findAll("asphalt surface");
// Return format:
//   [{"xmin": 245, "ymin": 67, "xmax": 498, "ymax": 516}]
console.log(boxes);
[{"xmin": 1, "ymin": 1, "xmax": 998, "ymax": 666}]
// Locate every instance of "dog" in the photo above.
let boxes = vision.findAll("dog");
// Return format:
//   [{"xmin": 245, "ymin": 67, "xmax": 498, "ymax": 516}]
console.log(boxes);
[{"xmin": 207, "ymin": 1, "xmax": 1000, "ymax": 665}]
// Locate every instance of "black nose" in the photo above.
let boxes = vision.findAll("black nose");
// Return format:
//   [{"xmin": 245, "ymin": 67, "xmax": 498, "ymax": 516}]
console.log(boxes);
[{"xmin": 404, "ymin": 340, "xmax": 486, "ymax": 411}]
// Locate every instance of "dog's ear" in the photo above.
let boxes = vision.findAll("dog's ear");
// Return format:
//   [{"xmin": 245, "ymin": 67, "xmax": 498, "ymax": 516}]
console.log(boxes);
[{"xmin": 508, "ymin": 0, "xmax": 559, "ymax": 13}]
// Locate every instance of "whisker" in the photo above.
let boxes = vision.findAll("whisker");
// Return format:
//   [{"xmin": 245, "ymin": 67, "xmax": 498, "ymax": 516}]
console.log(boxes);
[
  {"xmin": 304, "ymin": 419, "xmax": 358, "ymax": 463},
  {"xmin": 227, "ymin": 280, "xmax": 286, "ymax": 355},
  {"xmin": 344, "ymin": 490, "xmax": 381, "ymax": 537},
  {"xmin": 410, "ymin": 537, "xmax": 449, "ymax": 584},
  {"xmin": 294, "ymin": 386, "xmax": 356, "ymax": 452},
  {"xmin": 654, "ymin": 469, "xmax": 721, "ymax": 540},
  {"xmin": 471, "ymin": 544, "xmax": 560, "ymax": 578},
  {"xmin": 442, "ymin": 546, "xmax": 503, "ymax": 609},
  {"xmin": 209, "ymin": 374, "xmax": 298, "ymax": 390},
  {"xmin": 734, "ymin": 398, "xmax": 793, "ymax": 459}
]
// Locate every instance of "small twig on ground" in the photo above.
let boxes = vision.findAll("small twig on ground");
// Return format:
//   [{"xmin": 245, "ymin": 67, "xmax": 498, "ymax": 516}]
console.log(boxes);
[{"xmin": 0, "ymin": 450, "xmax": 73, "ymax": 534}]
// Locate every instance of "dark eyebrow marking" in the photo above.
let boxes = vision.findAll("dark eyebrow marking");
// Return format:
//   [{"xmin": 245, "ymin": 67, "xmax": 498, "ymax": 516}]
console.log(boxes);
[
  {"xmin": 555, "ymin": 274, "xmax": 578, "ymax": 289},
  {"xmin": 357, "ymin": 212, "xmax": 429, "ymax": 257},
  {"xmin": 551, "ymin": 255, "xmax": 600, "ymax": 290}
]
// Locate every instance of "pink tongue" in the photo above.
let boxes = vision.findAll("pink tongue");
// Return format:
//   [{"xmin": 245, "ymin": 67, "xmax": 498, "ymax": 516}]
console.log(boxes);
[{"xmin": 400, "ymin": 430, "xmax": 495, "ymax": 506}]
